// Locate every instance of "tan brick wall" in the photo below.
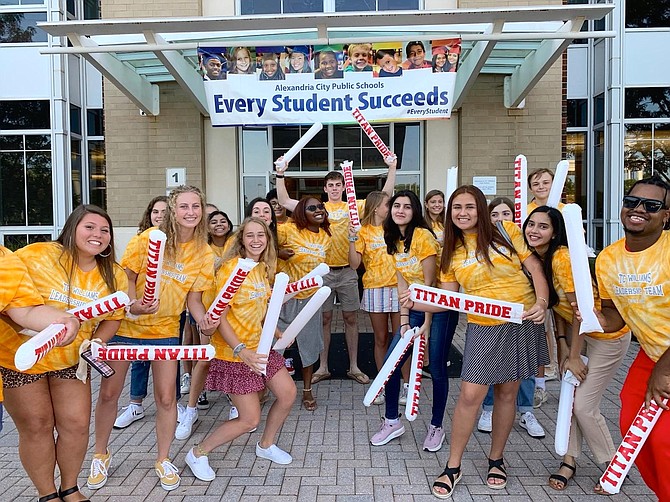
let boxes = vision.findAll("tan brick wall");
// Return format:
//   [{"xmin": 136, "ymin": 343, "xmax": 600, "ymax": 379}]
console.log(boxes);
[{"xmin": 102, "ymin": 0, "xmax": 201, "ymax": 18}]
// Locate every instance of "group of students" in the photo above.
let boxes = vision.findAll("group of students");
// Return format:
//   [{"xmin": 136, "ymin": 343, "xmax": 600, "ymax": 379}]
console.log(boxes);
[{"xmin": 0, "ymin": 161, "xmax": 669, "ymax": 502}]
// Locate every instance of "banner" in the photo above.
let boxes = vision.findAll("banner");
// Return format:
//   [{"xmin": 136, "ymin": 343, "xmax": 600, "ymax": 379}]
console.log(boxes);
[{"xmin": 200, "ymin": 40, "xmax": 460, "ymax": 126}]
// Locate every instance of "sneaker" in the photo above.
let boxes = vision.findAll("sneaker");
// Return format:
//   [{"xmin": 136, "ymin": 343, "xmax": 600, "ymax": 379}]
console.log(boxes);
[
  {"xmin": 284, "ymin": 358, "xmax": 295, "ymax": 376},
  {"xmin": 398, "ymin": 383, "xmax": 409, "ymax": 405},
  {"xmin": 180, "ymin": 372, "xmax": 191, "ymax": 394},
  {"xmin": 519, "ymin": 411, "xmax": 546, "ymax": 439},
  {"xmin": 228, "ymin": 406, "xmax": 257, "ymax": 433},
  {"xmin": 372, "ymin": 391, "xmax": 385, "ymax": 405},
  {"xmin": 155, "ymin": 458, "xmax": 180, "ymax": 491},
  {"xmin": 255, "ymin": 442, "xmax": 292, "ymax": 464},
  {"xmin": 185, "ymin": 448, "xmax": 215, "ymax": 481},
  {"xmin": 533, "ymin": 387, "xmax": 548, "ymax": 408},
  {"xmin": 423, "ymin": 425, "xmax": 446, "ymax": 452},
  {"xmin": 197, "ymin": 392, "xmax": 210, "ymax": 410},
  {"xmin": 113, "ymin": 403, "xmax": 144, "ymax": 429},
  {"xmin": 175, "ymin": 406, "xmax": 198, "ymax": 440},
  {"xmin": 370, "ymin": 419, "xmax": 405, "ymax": 446},
  {"xmin": 478, "ymin": 410, "xmax": 493, "ymax": 433},
  {"xmin": 545, "ymin": 365, "xmax": 558, "ymax": 382},
  {"xmin": 87, "ymin": 450, "xmax": 112, "ymax": 489},
  {"xmin": 177, "ymin": 403, "xmax": 185, "ymax": 423}
]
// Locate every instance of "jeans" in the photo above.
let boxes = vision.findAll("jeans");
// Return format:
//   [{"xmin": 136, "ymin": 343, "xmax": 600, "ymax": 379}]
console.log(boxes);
[
  {"xmin": 0, "ymin": 402, "xmax": 3, "ymax": 433},
  {"xmin": 384, "ymin": 309, "xmax": 459, "ymax": 427},
  {"xmin": 482, "ymin": 377, "xmax": 535, "ymax": 414}
]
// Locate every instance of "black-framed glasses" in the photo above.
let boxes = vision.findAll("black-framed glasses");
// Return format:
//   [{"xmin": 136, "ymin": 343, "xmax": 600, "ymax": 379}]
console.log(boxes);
[
  {"xmin": 306, "ymin": 203, "xmax": 325, "ymax": 212},
  {"xmin": 622, "ymin": 195, "xmax": 666, "ymax": 213}
]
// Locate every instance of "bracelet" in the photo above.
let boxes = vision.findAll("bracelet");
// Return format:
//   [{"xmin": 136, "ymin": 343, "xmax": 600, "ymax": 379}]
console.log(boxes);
[
  {"xmin": 556, "ymin": 335, "xmax": 567, "ymax": 341},
  {"xmin": 348, "ymin": 236, "xmax": 358, "ymax": 242},
  {"xmin": 275, "ymin": 174, "xmax": 284, "ymax": 179},
  {"xmin": 400, "ymin": 314, "xmax": 409, "ymax": 318},
  {"xmin": 233, "ymin": 342, "xmax": 246, "ymax": 357},
  {"xmin": 537, "ymin": 297, "xmax": 548, "ymax": 305},
  {"xmin": 401, "ymin": 323, "xmax": 410, "ymax": 328}
]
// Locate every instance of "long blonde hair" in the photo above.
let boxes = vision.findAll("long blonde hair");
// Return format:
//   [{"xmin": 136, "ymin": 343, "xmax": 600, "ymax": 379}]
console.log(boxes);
[
  {"xmin": 160, "ymin": 185, "xmax": 209, "ymax": 262},
  {"xmin": 222, "ymin": 217, "xmax": 278, "ymax": 278}
]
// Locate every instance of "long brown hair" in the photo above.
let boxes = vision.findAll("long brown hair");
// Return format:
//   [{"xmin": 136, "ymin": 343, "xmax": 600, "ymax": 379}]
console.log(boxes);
[
  {"xmin": 441, "ymin": 185, "xmax": 511, "ymax": 272},
  {"xmin": 360, "ymin": 191, "xmax": 388, "ymax": 227},
  {"xmin": 137, "ymin": 195, "xmax": 168, "ymax": 233},
  {"xmin": 222, "ymin": 217, "xmax": 278, "ymax": 278},
  {"xmin": 160, "ymin": 186, "xmax": 209, "ymax": 262},
  {"xmin": 423, "ymin": 189, "xmax": 445, "ymax": 229}
]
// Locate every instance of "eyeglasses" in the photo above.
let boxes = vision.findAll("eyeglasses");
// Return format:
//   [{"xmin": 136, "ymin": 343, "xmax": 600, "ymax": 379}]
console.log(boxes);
[
  {"xmin": 306, "ymin": 203, "xmax": 325, "ymax": 212},
  {"xmin": 622, "ymin": 195, "xmax": 667, "ymax": 213},
  {"xmin": 269, "ymin": 200, "xmax": 282, "ymax": 208}
]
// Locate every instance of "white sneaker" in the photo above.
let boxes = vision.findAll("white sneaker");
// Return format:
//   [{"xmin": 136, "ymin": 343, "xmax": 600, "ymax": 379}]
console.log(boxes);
[
  {"xmin": 372, "ymin": 391, "xmax": 385, "ymax": 405},
  {"xmin": 185, "ymin": 448, "xmax": 215, "ymax": 481},
  {"xmin": 175, "ymin": 407, "xmax": 198, "ymax": 440},
  {"xmin": 519, "ymin": 411, "xmax": 546, "ymax": 438},
  {"xmin": 477, "ymin": 410, "xmax": 493, "ymax": 433},
  {"xmin": 228, "ymin": 406, "xmax": 257, "ymax": 432},
  {"xmin": 398, "ymin": 383, "xmax": 409, "ymax": 405},
  {"xmin": 545, "ymin": 365, "xmax": 558, "ymax": 382},
  {"xmin": 113, "ymin": 403, "xmax": 144, "ymax": 429},
  {"xmin": 177, "ymin": 403, "xmax": 185, "ymax": 423},
  {"xmin": 180, "ymin": 372, "xmax": 191, "ymax": 394},
  {"xmin": 534, "ymin": 387, "xmax": 548, "ymax": 408},
  {"xmin": 256, "ymin": 442, "xmax": 292, "ymax": 464}
]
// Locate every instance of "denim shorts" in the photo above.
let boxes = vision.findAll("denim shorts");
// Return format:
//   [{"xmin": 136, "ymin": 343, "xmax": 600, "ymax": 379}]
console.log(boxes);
[{"xmin": 109, "ymin": 335, "xmax": 180, "ymax": 346}]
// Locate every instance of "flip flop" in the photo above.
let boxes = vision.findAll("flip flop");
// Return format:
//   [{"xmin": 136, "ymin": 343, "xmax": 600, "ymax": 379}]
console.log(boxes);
[
  {"xmin": 347, "ymin": 370, "xmax": 370, "ymax": 384},
  {"xmin": 311, "ymin": 371, "xmax": 331, "ymax": 384},
  {"xmin": 302, "ymin": 389, "xmax": 317, "ymax": 411}
]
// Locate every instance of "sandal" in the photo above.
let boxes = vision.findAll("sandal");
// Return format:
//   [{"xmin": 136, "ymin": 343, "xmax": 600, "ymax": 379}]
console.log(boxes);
[
  {"xmin": 302, "ymin": 388, "xmax": 317, "ymax": 411},
  {"xmin": 594, "ymin": 482, "xmax": 613, "ymax": 496},
  {"xmin": 486, "ymin": 457, "xmax": 507, "ymax": 490},
  {"xmin": 548, "ymin": 462, "xmax": 576, "ymax": 491},
  {"xmin": 311, "ymin": 372, "xmax": 331, "ymax": 385},
  {"xmin": 38, "ymin": 494, "xmax": 60, "ymax": 502},
  {"xmin": 59, "ymin": 486, "xmax": 90, "ymax": 502},
  {"xmin": 431, "ymin": 465, "xmax": 461, "ymax": 499}
]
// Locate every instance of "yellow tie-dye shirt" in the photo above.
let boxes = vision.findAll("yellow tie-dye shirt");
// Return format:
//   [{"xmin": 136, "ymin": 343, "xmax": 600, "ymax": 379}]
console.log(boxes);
[
  {"xmin": 119, "ymin": 228, "xmax": 214, "ymax": 339},
  {"xmin": 597, "ymin": 233, "xmax": 670, "ymax": 362},
  {"xmin": 325, "ymin": 200, "xmax": 365, "ymax": 267},
  {"xmin": 0, "ymin": 242, "xmax": 128, "ymax": 373},
  {"xmin": 439, "ymin": 220, "xmax": 536, "ymax": 326},
  {"xmin": 277, "ymin": 222, "xmax": 331, "ymax": 299},
  {"xmin": 527, "ymin": 201, "xmax": 565, "ymax": 215},
  {"xmin": 354, "ymin": 224, "xmax": 397, "ymax": 289},
  {"xmin": 394, "ymin": 227, "xmax": 439, "ymax": 287},
  {"xmin": 430, "ymin": 219, "xmax": 444, "ymax": 268}
]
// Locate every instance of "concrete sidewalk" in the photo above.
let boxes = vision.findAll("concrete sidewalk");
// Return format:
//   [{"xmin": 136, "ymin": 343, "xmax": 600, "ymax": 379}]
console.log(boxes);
[{"xmin": 0, "ymin": 312, "xmax": 656, "ymax": 501}]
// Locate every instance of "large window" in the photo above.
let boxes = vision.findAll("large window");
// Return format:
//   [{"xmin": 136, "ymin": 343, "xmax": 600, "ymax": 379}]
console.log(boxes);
[
  {"xmin": 626, "ymin": 0, "xmax": 670, "ymax": 28},
  {"xmin": 0, "ymin": 12, "xmax": 47, "ymax": 43},
  {"xmin": 625, "ymin": 87, "xmax": 670, "ymax": 119},
  {"xmin": 239, "ymin": 0, "xmax": 418, "ymax": 14},
  {"xmin": 0, "ymin": 100, "xmax": 50, "ymax": 129}
]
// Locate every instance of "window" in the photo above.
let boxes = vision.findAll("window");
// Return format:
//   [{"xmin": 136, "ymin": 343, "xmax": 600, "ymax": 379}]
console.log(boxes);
[
  {"xmin": 0, "ymin": 0, "xmax": 45, "ymax": 5},
  {"xmin": 241, "ymin": 0, "xmax": 323, "ymax": 14},
  {"xmin": 87, "ymin": 109, "xmax": 104, "ymax": 136},
  {"xmin": 624, "ymin": 123, "xmax": 670, "ymax": 189},
  {"xmin": 0, "ymin": 100, "xmax": 50, "ymax": 129},
  {"xmin": 71, "ymin": 138, "xmax": 82, "ymax": 207},
  {"xmin": 566, "ymin": 132, "xmax": 587, "ymax": 209},
  {"xmin": 626, "ymin": 0, "xmax": 670, "ymax": 28},
  {"xmin": 88, "ymin": 140, "xmax": 106, "ymax": 209},
  {"xmin": 0, "ymin": 12, "xmax": 47, "ymax": 43},
  {"xmin": 2, "ymin": 233, "xmax": 51, "ymax": 251},
  {"xmin": 625, "ymin": 87, "xmax": 670, "ymax": 119},
  {"xmin": 335, "ymin": 0, "xmax": 418, "ymax": 11},
  {"xmin": 567, "ymin": 99, "xmax": 587, "ymax": 128},
  {"xmin": 83, "ymin": 0, "xmax": 99, "ymax": 19},
  {"xmin": 593, "ymin": 93, "xmax": 604, "ymax": 125}
]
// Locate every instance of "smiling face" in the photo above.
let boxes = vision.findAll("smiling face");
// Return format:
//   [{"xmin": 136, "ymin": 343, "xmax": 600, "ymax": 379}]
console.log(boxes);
[
  {"xmin": 392, "ymin": 196, "xmax": 413, "ymax": 229},
  {"xmin": 318, "ymin": 52, "xmax": 338, "ymax": 78},
  {"xmin": 242, "ymin": 221, "xmax": 268, "ymax": 261},
  {"xmin": 304, "ymin": 198, "xmax": 326, "ymax": 227},
  {"xmin": 524, "ymin": 212, "xmax": 554, "ymax": 253},
  {"xmin": 350, "ymin": 46, "xmax": 370, "ymax": 70},
  {"xmin": 208, "ymin": 214, "xmax": 230, "ymax": 237},
  {"xmin": 262, "ymin": 58, "xmax": 278, "ymax": 77},
  {"xmin": 269, "ymin": 197, "xmax": 286, "ymax": 219},
  {"xmin": 290, "ymin": 52, "xmax": 305, "ymax": 71},
  {"xmin": 451, "ymin": 193, "xmax": 479, "ymax": 233},
  {"xmin": 529, "ymin": 172, "xmax": 553, "ymax": 203},
  {"xmin": 75, "ymin": 213, "xmax": 111, "ymax": 258},
  {"xmin": 408, "ymin": 44, "xmax": 425, "ymax": 66},
  {"xmin": 435, "ymin": 54, "xmax": 446, "ymax": 68},
  {"xmin": 621, "ymin": 183, "xmax": 670, "ymax": 238},
  {"xmin": 251, "ymin": 201, "xmax": 273, "ymax": 225},
  {"xmin": 378, "ymin": 54, "xmax": 397, "ymax": 73},
  {"xmin": 205, "ymin": 58, "xmax": 222, "ymax": 79},
  {"xmin": 151, "ymin": 200, "xmax": 167, "ymax": 227},
  {"xmin": 426, "ymin": 194, "xmax": 444, "ymax": 218},
  {"xmin": 235, "ymin": 49, "xmax": 251, "ymax": 72},
  {"xmin": 324, "ymin": 178, "xmax": 344, "ymax": 201},
  {"xmin": 447, "ymin": 51, "xmax": 459, "ymax": 65},
  {"xmin": 174, "ymin": 192, "xmax": 202, "ymax": 230},
  {"xmin": 490, "ymin": 203, "xmax": 513, "ymax": 223}
]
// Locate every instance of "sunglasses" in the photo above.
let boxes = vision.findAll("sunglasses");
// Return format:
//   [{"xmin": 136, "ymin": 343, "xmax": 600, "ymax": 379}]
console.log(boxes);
[
  {"xmin": 622, "ymin": 195, "xmax": 667, "ymax": 213},
  {"xmin": 306, "ymin": 203, "xmax": 325, "ymax": 212}
]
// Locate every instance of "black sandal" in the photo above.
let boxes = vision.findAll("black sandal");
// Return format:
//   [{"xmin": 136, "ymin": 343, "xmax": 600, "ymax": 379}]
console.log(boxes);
[
  {"xmin": 486, "ymin": 457, "xmax": 507, "ymax": 490},
  {"xmin": 58, "ymin": 486, "xmax": 90, "ymax": 502},
  {"xmin": 38, "ymin": 493, "xmax": 60, "ymax": 502},
  {"xmin": 548, "ymin": 462, "xmax": 576, "ymax": 491},
  {"xmin": 431, "ymin": 465, "xmax": 461, "ymax": 499}
]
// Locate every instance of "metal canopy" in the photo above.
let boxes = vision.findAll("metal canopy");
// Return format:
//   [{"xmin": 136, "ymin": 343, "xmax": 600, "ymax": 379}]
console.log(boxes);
[{"xmin": 39, "ymin": 4, "xmax": 614, "ymax": 116}]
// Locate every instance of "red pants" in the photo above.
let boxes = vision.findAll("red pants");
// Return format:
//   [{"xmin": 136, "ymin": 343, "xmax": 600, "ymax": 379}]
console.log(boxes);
[{"xmin": 620, "ymin": 349, "xmax": 670, "ymax": 502}]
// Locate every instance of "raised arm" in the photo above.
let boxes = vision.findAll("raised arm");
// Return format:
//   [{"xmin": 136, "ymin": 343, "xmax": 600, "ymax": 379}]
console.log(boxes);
[
  {"xmin": 380, "ymin": 153, "xmax": 398, "ymax": 196},
  {"xmin": 274, "ymin": 156, "xmax": 299, "ymax": 212}
]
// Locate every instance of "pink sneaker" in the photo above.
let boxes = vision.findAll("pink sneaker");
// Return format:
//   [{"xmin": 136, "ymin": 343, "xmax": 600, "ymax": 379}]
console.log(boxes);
[
  {"xmin": 370, "ymin": 419, "xmax": 405, "ymax": 446},
  {"xmin": 423, "ymin": 425, "xmax": 445, "ymax": 452}
]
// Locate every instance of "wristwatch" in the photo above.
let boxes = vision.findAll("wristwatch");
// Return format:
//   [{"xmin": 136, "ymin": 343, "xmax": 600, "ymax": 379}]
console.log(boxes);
[{"xmin": 233, "ymin": 343, "xmax": 246, "ymax": 357}]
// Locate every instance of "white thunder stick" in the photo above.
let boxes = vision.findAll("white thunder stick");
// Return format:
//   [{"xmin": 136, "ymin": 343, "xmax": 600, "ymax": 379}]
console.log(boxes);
[
  {"xmin": 274, "ymin": 122, "xmax": 323, "ymax": 167},
  {"xmin": 547, "ymin": 160, "xmax": 569, "ymax": 208},
  {"xmin": 514, "ymin": 154, "xmax": 528, "ymax": 226},
  {"xmin": 272, "ymin": 287, "xmax": 331, "ymax": 351},
  {"xmin": 283, "ymin": 263, "xmax": 330, "ymax": 303},
  {"xmin": 562, "ymin": 204, "xmax": 603, "ymax": 334},
  {"xmin": 409, "ymin": 284, "xmax": 524, "ymax": 324},
  {"xmin": 341, "ymin": 161, "xmax": 361, "ymax": 229},
  {"xmin": 256, "ymin": 272, "xmax": 289, "ymax": 375},
  {"xmin": 352, "ymin": 108, "xmax": 393, "ymax": 158},
  {"xmin": 555, "ymin": 354, "xmax": 588, "ymax": 455},
  {"xmin": 284, "ymin": 275, "xmax": 322, "ymax": 300},
  {"xmin": 91, "ymin": 341, "xmax": 215, "ymax": 361},
  {"xmin": 363, "ymin": 327, "xmax": 418, "ymax": 407},
  {"xmin": 68, "ymin": 291, "xmax": 130, "ymax": 321},
  {"xmin": 599, "ymin": 397, "xmax": 669, "ymax": 494},
  {"xmin": 142, "ymin": 229, "xmax": 167, "ymax": 304},
  {"xmin": 206, "ymin": 258, "xmax": 258, "ymax": 321},
  {"xmin": 405, "ymin": 333, "xmax": 427, "ymax": 421},
  {"xmin": 446, "ymin": 166, "xmax": 458, "ymax": 202},
  {"xmin": 14, "ymin": 324, "xmax": 67, "ymax": 371}
]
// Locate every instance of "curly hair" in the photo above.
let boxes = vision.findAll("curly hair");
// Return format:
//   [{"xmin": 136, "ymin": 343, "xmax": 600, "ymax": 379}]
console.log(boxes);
[
  {"xmin": 160, "ymin": 185, "xmax": 209, "ymax": 262},
  {"xmin": 137, "ymin": 196, "xmax": 168, "ymax": 233}
]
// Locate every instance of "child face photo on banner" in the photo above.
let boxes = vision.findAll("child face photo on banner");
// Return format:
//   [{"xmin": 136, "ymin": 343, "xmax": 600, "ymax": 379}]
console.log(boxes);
[
  {"xmin": 314, "ymin": 46, "xmax": 344, "ymax": 79},
  {"xmin": 228, "ymin": 46, "xmax": 256, "ymax": 74},
  {"xmin": 199, "ymin": 51, "xmax": 226, "ymax": 81}
]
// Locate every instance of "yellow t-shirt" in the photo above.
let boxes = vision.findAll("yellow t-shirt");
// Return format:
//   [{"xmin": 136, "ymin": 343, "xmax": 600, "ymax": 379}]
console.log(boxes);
[
  {"xmin": 0, "ymin": 247, "xmax": 46, "ymax": 396},
  {"xmin": 597, "ymin": 233, "xmax": 670, "ymax": 362},
  {"xmin": 204, "ymin": 258, "xmax": 271, "ymax": 362},
  {"xmin": 430, "ymin": 219, "xmax": 444, "ymax": 268},
  {"xmin": 354, "ymin": 224, "xmax": 397, "ymax": 289},
  {"xmin": 0, "ymin": 242, "xmax": 128, "ymax": 373},
  {"xmin": 325, "ymin": 199, "xmax": 366, "ymax": 267},
  {"xmin": 527, "ymin": 201, "xmax": 565, "ymax": 215},
  {"xmin": 277, "ymin": 222, "xmax": 330, "ymax": 299},
  {"xmin": 393, "ymin": 227, "xmax": 439, "ymax": 287},
  {"xmin": 210, "ymin": 242, "xmax": 228, "ymax": 273},
  {"xmin": 119, "ymin": 228, "xmax": 214, "ymax": 339},
  {"xmin": 439, "ymin": 220, "xmax": 536, "ymax": 325}
]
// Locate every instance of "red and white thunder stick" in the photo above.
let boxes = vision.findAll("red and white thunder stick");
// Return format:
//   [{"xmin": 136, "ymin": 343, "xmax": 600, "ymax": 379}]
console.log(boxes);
[
  {"xmin": 90, "ymin": 341, "xmax": 215, "ymax": 361},
  {"xmin": 142, "ymin": 229, "xmax": 167, "ymax": 304},
  {"xmin": 67, "ymin": 291, "xmax": 130, "ymax": 321},
  {"xmin": 513, "ymin": 154, "xmax": 528, "ymax": 226},
  {"xmin": 275, "ymin": 122, "xmax": 323, "ymax": 167},
  {"xmin": 283, "ymin": 263, "xmax": 330, "ymax": 303},
  {"xmin": 15, "ymin": 323, "xmax": 67, "ymax": 371},
  {"xmin": 272, "ymin": 286, "xmax": 332, "ymax": 351},
  {"xmin": 363, "ymin": 327, "xmax": 418, "ymax": 407},
  {"xmin": 599, "ymin": 398, "xmax": 669, "ymax": 494},
  {"xmin": 352, "ymin": 108, "xmax": 392, "ymax": 158},
  {"xmin": 206, "ymin": 258, "xmax": 258, "ymax": 322},
  {"xmin": 256, "ymin": 272, "xmax": 289, "ymax": 375},
  {"xmin": 409, "ymin": 284, "xmax": 524, "ymax": 324},
  {"xmin": 555, "ymin": 354, "xmax": 588, "ymax": 455},
  {"xmin": 341, "ymin": 161, "xmax": 361, "ymax": 230},
  {"xmin": 405, "ymin": 333, "xmax": 426, "ymax": 421},
  {"xmin": 284, "ymin": 275, "xmax": 322, "ymax": 299}
]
